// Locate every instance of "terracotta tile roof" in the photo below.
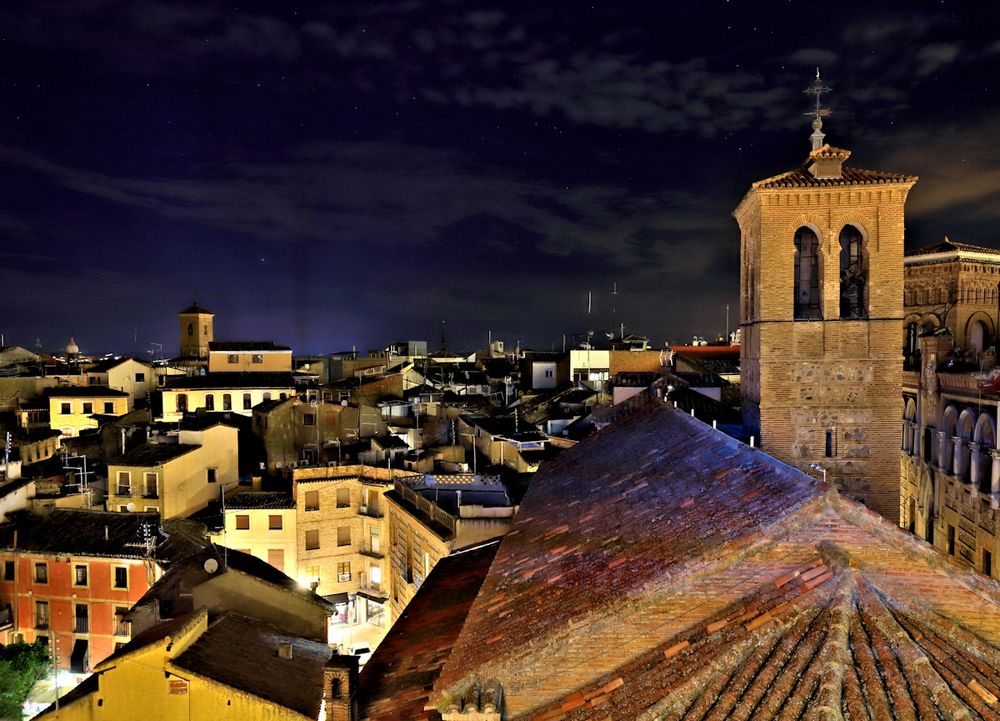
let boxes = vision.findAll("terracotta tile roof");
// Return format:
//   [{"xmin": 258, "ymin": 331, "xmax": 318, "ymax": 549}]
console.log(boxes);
[
  {"xmin": 225, "ymin": 491, "xmax": 295, "ymax": 509},
  {"xmin": 414, "ymin": 400, "xmax": 1000, "ymax": 719},
  {"xmin": 357, "ymin": 540, "xmax": 501, "ymax": 721},
  {"xmin": 163, "ymin": 372, "xmax": 297, "ymax": 389},
  {"xmin": 172, "ymin": 613, "xmax": 331, "ymax": 718},
  {"xmin": 179, "ymin": 302, "xmax": 212, "ymax": 315},
  {"xmin": 208, "ymin": 341, "xmax": 291, "ymax": 352},
  {"xmin": 751, "ymin": 164, "xmax": 916, "ymax": 189}
]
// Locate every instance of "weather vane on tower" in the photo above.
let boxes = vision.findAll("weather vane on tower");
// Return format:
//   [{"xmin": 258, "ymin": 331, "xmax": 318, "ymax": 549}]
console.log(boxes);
[{"xmin": 804, "ymin": 68, "xmax": 832, "ymax": 151}]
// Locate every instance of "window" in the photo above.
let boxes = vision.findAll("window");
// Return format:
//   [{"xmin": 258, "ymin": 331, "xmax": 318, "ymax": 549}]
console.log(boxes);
[
  {"xmin": 205, "ymin": 394, "xmax": 215, "ymax": 411},
  {"xmin": 262, "ymin": 392, "xmax": 272, "ymax": 401},
  {"xmin": 235, "ymin": 515, "xmax": 250, "ymax": 530},
  {"xmin": 228, "ymin": 354, "xmax": 239, "ymax": 364},
  {"xmin": 337, "ymin": 526, "xmax": 351, "ymax": 547},
  {"xmin": 305, "ymin": 529, "xmax": 320, "ymax": 550},
  {"xmin": 337, "ymin": 561, "xmax": 351, "ymax": 582},
  {"xmin": 207, "ymin": 468, "xmax": 217, "ymax": 483},
  {"xmin": 243, "ymin": 393, "xmax": 252, "ymax": 410},
  {"xmin": 113, "ymin": 566, "xmax": 129, "ymax": 589},
  {"xmin": 223, "ymin": 393, "xmax": 232, "ymax": 411},
  {"xmin": 176, "ymin": 394, "xmax": 188, "ymax": 412},
  {"xmin": 114, "ymin": 607, "xmax": 130, "ymax": 637},
  {"xmin": 104, "ymin": 401, "xmax": 114, "ymax": 413},
  {"xmin": 187, "ymin": 323, "xmax": 193, "ymax": 336},
  {"xmin": 947, "ymin": 525, "xmax": 956, "ymax": 556},
  {"xmin": 267, "ymin": 549, "xmax": 284, "ymax": 572},
  {"xmin": 61, "ymin": 402, "xmax": 71, "ymax": 414},
  {"xmin": 35, "ymin": 601, "xmax": 49, "ymax": 630},
  {"xmin": 252, "ymin": 354, "xmax": 264, "ymax": 364},
  {"xmin": 144, "ymin": 473, "xmax": 158, "ymax": 498},
  {"xmin": 304, "ymin": 491, "xmax": 319, "ymax": 511},
  {"xmin": 336, "ymin": 488, "xmax": 351, "ymax": 508},
  {"xmin": 116, "ymin": 471, "xmax": 131, "ymax": 496},
  {"xmin": 369, "ymin": 526, "xmax": 381, "ymax": 554},
  {"xmin": 74, "ymin": 564, "xmax": 88, "ymax": 587},
  {"xmin": 305, "ymin": 565, "xmax": 320, "ymax": 582},
  {"xmin": 825, "ymin": 430, "xmax": 833, "ymax": 458},
  {"xmin": 82, "ymin": 402, "xmax": 93, "ymax": 414},
  {"xmin": 544, "ymin": 369, "xmax": 554, "ymax": 378},
  {"xmin": 135, "ymin": 372, "xmax": 145, "ymax": 383},
  {"xmin": 3, "ymin": 561, "xmax": 13, "ymax": 581},
  {"xmin": 985, "ymin": 550, "xmax": 993, "ymax": 577},
  {"xmin": 839, "ymin": 225, "xmax": 867, "ymax": 319},
  {"xmin": 34, "ymin": 562, "xmax": 48, "ymax": 584},
  {"xmin": 793, "ymin": 227, "xmax": 822, "ymax": 320},
  {"xmin": 304, "ymin": 413, "xmax": 315, "ymax": 426},
  {"xmin": 75, "ymin": 603, "xmax": 89, "ymax": 633},
  {"xmin": 370, "ymin": 564, "xmax": 382, "ymax": 590},
  {"xmin": 268, "ymin": 515, "xmax": 283, "ymax": 530}
]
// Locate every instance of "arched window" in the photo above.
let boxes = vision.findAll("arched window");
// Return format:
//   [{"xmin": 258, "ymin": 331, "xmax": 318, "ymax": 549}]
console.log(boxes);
[
  {"xmin": 839, "ymin": 225, "xmax": 867, "ymax": 318},
  {"xmin": 205, "ymin": 394, "xmax": 215, "ymax": 411},
  {"xmin": 176, "ymin": 394, "xmax": 188, "ymax": 413},
  {"xmin": 794, "ymin": 227, "xmax": 821, "ymax": 320}
]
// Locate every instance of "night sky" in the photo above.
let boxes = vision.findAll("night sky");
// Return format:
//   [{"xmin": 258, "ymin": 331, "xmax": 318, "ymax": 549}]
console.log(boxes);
[{"xmin": 3, "ymin": 2, "xmax": 999, "ymax": 356}]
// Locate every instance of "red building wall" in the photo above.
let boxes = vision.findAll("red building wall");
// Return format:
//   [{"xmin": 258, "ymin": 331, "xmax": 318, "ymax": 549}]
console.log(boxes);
[{"xmin": 0, "ymin": 553, "xmax": 156, "ymax": 672}]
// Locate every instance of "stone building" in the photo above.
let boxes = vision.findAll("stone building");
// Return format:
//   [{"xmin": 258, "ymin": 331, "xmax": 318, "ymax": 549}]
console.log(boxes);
[
  {"xmin": 900, "ymin": 239, "xmax": 1000, "ymax": 578},
  {"xmin": 735, "ymin": 142, "xmax": 917, "ymax": 521}
]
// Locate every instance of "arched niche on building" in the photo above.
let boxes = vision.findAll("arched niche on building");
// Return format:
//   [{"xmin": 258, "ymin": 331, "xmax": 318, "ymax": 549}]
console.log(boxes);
[{"xmin": 793, "ymin": 226, "xmax": 823, "ymax": 320}]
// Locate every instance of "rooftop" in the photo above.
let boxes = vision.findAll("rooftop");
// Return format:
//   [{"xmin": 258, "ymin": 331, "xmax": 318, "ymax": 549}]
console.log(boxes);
[
  {"xmin": 114, "ymin": 443, "xmax": 200, "ymax": 466},
  {"xmin": 179, "ymin": 302, "xmax": 213, "ymax": 315},
  {"xmin": 357, "ymin": 540, "xmax": 501, "ymax": 721},
  {"xmin": 407, "ymin": 400, "xmax": 1000, "ymax": 719},
  {"xmin": 225, "ymin": 491, "xmax": 295, "ymax": 510},
  {"xmin": 163, "ymin": 372, "xmax": 297, "ymax": 390},
  {"xmin": 209, "ymin": 341, "xmax": 291, "ymax": 352},
  {"xmin": 173, "ymin": 613, "xmax": 331, "ymax": 719},
  {"xmin": 0, "ymin": 509, "xmax": 160, "ymax": 559},
  {"xmin": 906, "ymin": 236, "xmax": 1000, "ymax": 258},
  {"xmin": 749, "ymin": 147, "xmax": 917, "ymax": 190},
  {"xmin": 47, "ymin": 385, "xmax": 129, "ymax": 398}
]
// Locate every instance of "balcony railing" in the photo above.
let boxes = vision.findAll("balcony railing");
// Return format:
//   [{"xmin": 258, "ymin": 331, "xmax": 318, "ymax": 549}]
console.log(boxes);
[
  {"xmin": 359, "ymin": 543, "xmax": 384, "ymax": 559},
  {"xmin": 358, "ymin": 573, "xmax": 386, "ymax": 598},
  {"xmin": 114, "ymin": 621, "xmax": 130, "ymax": 637},
  {"xmin": 116, "ymin": 485, "xmax": 132, "ymax": 497},
  {"xmin": 74, "ymin": 617, "xmax": 89, "ymax": 633},
  {"xmin": 34, "ymin": 619, "xmax": 49, "ymax": 630},
  {"xmin": 358, "ymin": 504, "xmax": 383, "ymax": 519}
]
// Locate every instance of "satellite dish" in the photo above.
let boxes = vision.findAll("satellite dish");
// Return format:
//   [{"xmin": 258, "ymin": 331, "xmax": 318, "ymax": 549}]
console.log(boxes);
[
  {"xmin": 340, "ymin": 400, "xmax": 348, "ymax": 407},
  {"xmin": 126, "ymin": 502, "xmax": 137, "ymax": 512},
  {"xmin": 203, "ymin": 558, "xmax": 219, "ymax": 574}
]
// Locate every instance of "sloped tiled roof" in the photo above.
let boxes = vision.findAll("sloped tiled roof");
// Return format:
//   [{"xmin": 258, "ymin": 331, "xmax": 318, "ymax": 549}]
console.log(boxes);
[
  {"xmin": 173, "ymin": 614, "xmax": 331, "ymax": 718},
  {"xmin": 179, "ymin": 302, "xmax": 212, "ymax": 315},
  {"xmin": 47, "ymin": 385, "xmax": 129, "ymax": 397},
  {"xmin": 751, "ymin": 162, "xmax": 916, "ymax": 189},
  {"xmin": 225, "ymin": 491, "xmax": 295, "ymax": 509},
  {"xmin": 416, "ymin": 401, "xmax": 1000, "ymax": 719},
  {"xmin": 0, "ymin": 509, "xmax": 160, "ymax": 559},
  {"xmin": 163, "ymin": 372, "xmax": 297, "ymax": 389},
  {"xmin": 906, "ymin": 237, "xmax": 1000, "ymax": 257},
  {"xmin": 357, "ymin": 540, "xmax": 501, "ymax": 721},
  {"xmin": 208, "ymin": 341, "xmax": 291, "ymax": 352}
]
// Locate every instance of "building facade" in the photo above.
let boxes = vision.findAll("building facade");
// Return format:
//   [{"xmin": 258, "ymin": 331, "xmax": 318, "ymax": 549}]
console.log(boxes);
[{"xmin": 736, "ymin": 143, "xmax": 916, "ymax": 521}]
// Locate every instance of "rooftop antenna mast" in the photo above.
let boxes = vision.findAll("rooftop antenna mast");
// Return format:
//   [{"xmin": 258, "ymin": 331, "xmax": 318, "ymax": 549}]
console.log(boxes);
[{"xmin": 804, "ymin": 68, "xmax": 832, "ymax": 151}]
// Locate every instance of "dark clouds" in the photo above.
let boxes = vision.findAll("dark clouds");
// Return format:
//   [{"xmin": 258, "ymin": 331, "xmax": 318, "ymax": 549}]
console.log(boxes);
[{"xmin": 1, "ymin": 1, "xmax": 1000, "ymax": 354}]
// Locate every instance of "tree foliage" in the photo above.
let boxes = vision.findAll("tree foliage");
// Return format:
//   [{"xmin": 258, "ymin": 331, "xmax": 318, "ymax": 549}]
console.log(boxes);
[{"xmin": 0, "ymin": 641, "xmax": 50, "ymax": 719}]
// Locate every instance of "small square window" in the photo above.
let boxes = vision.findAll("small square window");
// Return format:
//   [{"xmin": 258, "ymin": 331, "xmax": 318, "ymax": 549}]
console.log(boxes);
[
  {"xmin": 34, "ymin": 563, "xmax": 48, "ymax": 584},
  {"xmin": 235, "ymin": 515, "xmax": 250, "ymax": 530},
  {"xmin": 135, "ymin": 372, "xmax": 145, "ymax": 383},
  {"xmin": 74, "ymin": 565, "xmax": 88, "ymax": 587},
  {"xmin": 268, "ymin": 515, "xmax": 282, "ymax": 530},
  {"xmin": 305, "ymin": 529, "xmax": 320, "ymax": 551},
  {"xmin": 303, "ymin": 413, "xmax": 315, "ymax": 426},
  {"xmin": 228, "ymin": 354, "xmax": 239, "ymax": 364},
  {"xmin": 82, "ymin": 402, "xmax": 93, "ymax": 414},
  {"xmin": 113, "ymin": 566, "xmax": 129, "ymax": 589},
  {"xmin": 207, "ymin": 468, "xmax": 217, "ymax": 484},
  {"xmin": 104, "ymin": 401, "xmax": 114, "ymax": 413},
  {"xmin": 252, "ymin": 354, "xmax": 264, "ymax": 364}
]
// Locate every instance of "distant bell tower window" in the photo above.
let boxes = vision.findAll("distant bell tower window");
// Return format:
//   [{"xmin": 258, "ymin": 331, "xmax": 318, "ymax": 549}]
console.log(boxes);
[
  {"xmin": 793, "ymin": 227, "xmax": 822, "ymax": 319},
  {"xmin": 839, "ymin": 225, "xmax": 867, "ymax": 319},
  {"xmin": 187, "ymin": 323, "xmax": 193, "ymax": 336}
]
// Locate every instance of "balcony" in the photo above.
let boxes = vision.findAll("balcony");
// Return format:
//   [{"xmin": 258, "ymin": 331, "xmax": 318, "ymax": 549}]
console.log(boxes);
[
  {"xmin": 74, "ymin": 617, "xmax": 89, "ymax": 633},
  {"xmin": 114, "ymin": 621, "xmax": 130, "ymax": 637},
  {"xmin": 358, "ymin": 504, "xmax": 383, "ymax": 519},
  {"xmin": 359, "ymin": 543, "xmax": 384, "ymax": 560},
  {"xmin": 115, "ymin": 486, "xmax": 132, "ymax": 497},
  {"xmin": 34, "ymin": 620, "xmax": 48, "ymax": 631}
]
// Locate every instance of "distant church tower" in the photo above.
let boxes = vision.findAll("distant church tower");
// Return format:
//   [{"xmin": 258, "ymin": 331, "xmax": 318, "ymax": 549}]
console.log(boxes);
[
  {"xmin": 178, "ymin": 302, "xmax": 214, "ymax": 358},
  {"xmin": 734, "ymin": 73, "xmax": 917, "ymax": 522}
]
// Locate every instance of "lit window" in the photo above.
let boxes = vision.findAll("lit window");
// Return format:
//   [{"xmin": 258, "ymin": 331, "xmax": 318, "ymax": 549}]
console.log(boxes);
[
  {"xmin": 252, "ymin": 354, "xmax": 264, "ymax": 364},
  {"xmin": 228, "ymin": 354, "xmax": 239, "ymax": 364},
  {"xmin": 223, "ymin": 394, "xmax": 232, "ymax": 410},
  {"xmin": 74, "ymin": 565, "xmax": 88, "ymax": 587},
  {"xmin": 243, "ymin": 393, "xmax": 252, "ymax": 410},
  {"xmin": 34, "ymin": 563, "xmax": 48, "ymax": 584},
  {"xmin": 337, "ymin": 526, "xmax": 351, "ymax": 547},
  {"xmin": 304, "ymin": 491, "xmax": 319, "ymax": 511},
  {"xmin": 205, "ymin": 394, "xmax": 215, "ymax": 411}
]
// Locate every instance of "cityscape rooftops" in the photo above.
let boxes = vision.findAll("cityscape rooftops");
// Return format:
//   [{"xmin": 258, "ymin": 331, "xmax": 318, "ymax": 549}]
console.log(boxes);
[
  {"xmin": 46, "ymin": 385, "xmax": 130, "ymax": 397},
  {"xmin": 163, "ymin": 372, "xmax": 297, "ymax": 389},
  {"xmin": 208, "ymin": 341, "xmax": 291, "ymax": 352},
  {"xmin": 0, "ymin": 509, "xmax": 160, "ymax": 559}
]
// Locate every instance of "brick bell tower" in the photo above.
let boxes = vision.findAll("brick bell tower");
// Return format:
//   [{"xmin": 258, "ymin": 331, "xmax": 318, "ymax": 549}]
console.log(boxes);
[
  {"xmin": 178, "ymin": 301, "xmax": 214, "ymax": 359},
  {"xmin": 733, "ymin": 72, "xmax": 917, "ymax": 522}
]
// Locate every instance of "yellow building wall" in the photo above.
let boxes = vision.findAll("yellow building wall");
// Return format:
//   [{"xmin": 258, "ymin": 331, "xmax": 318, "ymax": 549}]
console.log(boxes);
[
  {"xmin": 107, "ymin": 426, "xmax": 239, "ymax": 518},
  {"xmin": 160, "ymin": 388, "xmax": 294, "ymax": 422},
  {"xmin": 386, "ymin": 497, "xmax": 450, "ymax": 622},
  {"xmin": 208, "ymin": 351, "xmax": 292, "ymax": 373},
  {"xmin": 221, "ymin": 508, "xmax": 297, "ymax": 576},
  {"xmin": 49, "ymin": 396, "xmax": 128, "ymax": 437}
]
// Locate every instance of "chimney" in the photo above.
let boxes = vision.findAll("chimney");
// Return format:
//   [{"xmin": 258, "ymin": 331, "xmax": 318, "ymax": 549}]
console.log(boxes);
[
  {"xmin": 251, "ymin": 475, "xmax": 262, "ymax": 491},
  {"xmin": 278, "ymin": 642, "xmax": 293, "ymax": 660},
  {"xmin": 323, "ymin": 653, "xmax": 359, "ymax": 721},
  {"xmin": 806, "ymin": 145, "xmax": 850, "ymax": 180}
]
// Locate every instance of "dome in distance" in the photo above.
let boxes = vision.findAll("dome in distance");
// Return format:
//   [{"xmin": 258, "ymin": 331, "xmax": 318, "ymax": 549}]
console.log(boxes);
[{"xmin": 65, "ymin": 337, "xmax": 80, "ymax": 355}]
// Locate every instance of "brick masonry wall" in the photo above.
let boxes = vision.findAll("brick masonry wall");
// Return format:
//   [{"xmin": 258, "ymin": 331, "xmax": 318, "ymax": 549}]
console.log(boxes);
[{"xmin": 737, "ymin": 183, "xmax": 915, "ymax": 523}]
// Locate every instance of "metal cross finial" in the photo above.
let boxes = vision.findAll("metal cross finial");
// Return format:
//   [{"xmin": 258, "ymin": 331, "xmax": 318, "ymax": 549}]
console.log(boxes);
[{"xmin": 803, "ymin": 68, "xmax": 833, "ymax": 150}]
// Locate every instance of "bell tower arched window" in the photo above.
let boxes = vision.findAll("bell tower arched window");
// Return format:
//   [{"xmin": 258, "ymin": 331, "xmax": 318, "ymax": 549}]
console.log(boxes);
[
  {"xmin": 794, "ymin": 227, "xmax": 821, "ymax": 320},
  {"xmin": 839, "ymin": 225, "xmax": 867, "ymax": 318}
]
